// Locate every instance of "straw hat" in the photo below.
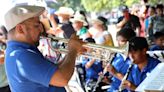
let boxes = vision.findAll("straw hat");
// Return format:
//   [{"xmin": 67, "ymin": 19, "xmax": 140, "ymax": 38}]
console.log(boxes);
[
  {"xmin": 55, "ymin": 7, "xmax": 74, "ymax": 16},
  {"xmin": 4, "ymin": 5, "xmax": 45, "ymax": 31},
  {"xmin": 70, "ymin": 14, "xmax": 88, "ymax": 26}
]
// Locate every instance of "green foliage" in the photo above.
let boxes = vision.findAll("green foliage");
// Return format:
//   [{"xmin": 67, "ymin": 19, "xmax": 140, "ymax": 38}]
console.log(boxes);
[
  {"xmin": 56, "ymin": 0, "xmax": 84, "ymax": 11},
  {"xmin": 54, "ymin": 0, "xmax": 162, "ymax": 12}
]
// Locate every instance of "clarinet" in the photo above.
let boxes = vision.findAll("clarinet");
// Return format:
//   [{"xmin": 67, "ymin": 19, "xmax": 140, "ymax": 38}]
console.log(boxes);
[
  {"xmin": 118, "ymin": 62, "xmax": 133, "ymax": 92},
  {"xmin": 92, "ymin": 53, "xmax": 116, "ymax": 92}
]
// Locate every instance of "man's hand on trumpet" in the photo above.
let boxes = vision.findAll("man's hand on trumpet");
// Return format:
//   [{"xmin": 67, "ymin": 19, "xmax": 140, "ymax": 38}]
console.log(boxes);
[{"xmin": 68, "ymin": 33, "xmax": 86, "ymax": 54}]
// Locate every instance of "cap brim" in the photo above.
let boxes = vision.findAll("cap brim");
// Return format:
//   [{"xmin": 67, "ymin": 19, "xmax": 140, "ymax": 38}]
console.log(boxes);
[
  {"xmin": 91, "ymin": 19, "xmax": 103, "ymax": 25},
  {"xmin": 70, "ymin": 18, "xmax": 88, "ymax": 26}
]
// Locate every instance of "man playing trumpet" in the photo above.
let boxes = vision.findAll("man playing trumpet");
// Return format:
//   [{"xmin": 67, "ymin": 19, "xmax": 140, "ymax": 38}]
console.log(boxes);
[{"xmin": 4, "ymin": 5, "xmax": 85, "ymax": 92}]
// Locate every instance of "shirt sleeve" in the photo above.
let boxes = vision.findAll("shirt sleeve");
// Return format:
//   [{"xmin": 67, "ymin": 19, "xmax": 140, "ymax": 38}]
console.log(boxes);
[
  {"xmin": 17, "ymin": 50, "xmax": 58, "ymax": 87},
  {"xmin": 112, "ymin": 54, "xmax": 125, "ymax": 72}
]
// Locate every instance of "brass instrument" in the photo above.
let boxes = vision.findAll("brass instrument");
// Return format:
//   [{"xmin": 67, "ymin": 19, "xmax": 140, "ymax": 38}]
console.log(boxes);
[
  {"xmin": 40, "ymin": 36, "xmax": 129, "ymax": 62},
  {"xmin": 39, "ymin": 36, "xmax": 129, "ymax": 92}
]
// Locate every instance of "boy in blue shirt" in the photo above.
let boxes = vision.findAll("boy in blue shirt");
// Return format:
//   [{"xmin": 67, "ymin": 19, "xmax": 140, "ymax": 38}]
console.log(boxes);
[
  {"xmin": 82, "ymin": 38, "xmax": 105, "ymax": 92},
  {"xmin": 149, "ymin": 31, "xmax": 164, "ymax": 51},
  {"xmin": 121, "ymin": 37, "xmax": 161, "ymax": 91}
]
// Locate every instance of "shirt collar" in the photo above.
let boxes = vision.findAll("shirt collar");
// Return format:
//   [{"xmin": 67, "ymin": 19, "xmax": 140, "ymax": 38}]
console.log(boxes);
[
  {"xmin": 141, "ymin": 56, "xmax": 153, "ymax": 73},
  {"xmin": 7, "ymin": 40, "xmax": 38, "ymax": 51}
]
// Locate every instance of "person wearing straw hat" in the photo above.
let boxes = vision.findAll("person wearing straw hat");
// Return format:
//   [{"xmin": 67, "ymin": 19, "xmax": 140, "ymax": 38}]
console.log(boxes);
[
  {"xmin": 70, "ymin": 13, "xmax": 90, "ymax": 40},
  {"xmin": 4, "ymin": 5, "xmax": 85, "ymax": 92},
  {"xmin": 54, "ymin": 7, "xmax": 75, "ymax": 38}
]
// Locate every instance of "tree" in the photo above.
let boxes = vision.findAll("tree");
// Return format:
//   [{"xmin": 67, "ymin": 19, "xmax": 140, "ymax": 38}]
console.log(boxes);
[
  {"xmin": 81, "ymin": 0, "xmax": 140, "ymax": 12},
  {"xmin": 81, "ymin": 0, "xmax": 163, "ymax": 12},
  {"xmin": 51, "ymin": 0, "xmax": 163, "ymax": 13},
  {"xmin": 54, "ymin": 0, "xmax": 84, "ymax": 11}
]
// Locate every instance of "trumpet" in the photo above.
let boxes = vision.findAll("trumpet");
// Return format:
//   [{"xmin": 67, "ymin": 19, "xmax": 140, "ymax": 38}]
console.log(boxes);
[{"xmin": 40, "ymin": 36, "xmax": 129, "ymax": 62}]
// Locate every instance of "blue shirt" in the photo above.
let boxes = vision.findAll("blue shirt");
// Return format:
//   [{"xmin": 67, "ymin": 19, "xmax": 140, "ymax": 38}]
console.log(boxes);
[
  {"xmin": 127, "ymin": 56, "xmax": 161, "ymax": 91},
  {"xmin": 5, "ymin": 41, "xmax": 66, "ymax": 92},
  {"xmin": 149, "ymin": 44, "xmax": 164, "ymax": 51},
  {"xmin": 108, "ymin": 53, "xmax": 131, "ymax": 92},
  {"xmin": 81, "ymin": 57, "xmax": 103, "ymax": 82}
]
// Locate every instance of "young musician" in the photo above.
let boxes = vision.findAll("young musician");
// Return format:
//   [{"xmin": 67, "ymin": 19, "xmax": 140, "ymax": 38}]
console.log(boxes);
[
  {"xmin": 107, "ymin": 28, "xmax": 136, "ymax": 92},
  {"xmin": 121, "ymin": 37, "xmax": 161, "ymax": 91}
]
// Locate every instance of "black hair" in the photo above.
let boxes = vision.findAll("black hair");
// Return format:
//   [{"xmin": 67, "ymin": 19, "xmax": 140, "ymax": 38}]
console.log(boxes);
[
  {"xmin": 116, "ymin": 28, "xmax": 136, "ymax": 41},
  {"xmin": 0, "ymin": 25, "xmax": 8, "ymax": 39},
  {"xmin": 156, "ymin": 4, "xmax": 163, "ymax": 9},
  {"xmin": 153, "ymin": 32, "xmax": 164, "ymax": 40},
  {"xmin": 143, "ymin": 0, "xmax": 148, "ymax": 3},
  {"xmin": 84, "ymin": 37, "xmax": 95, "ymax": 43},
  {"xmin": 97, "ymin": 16, "xmax": 108, "ymax": 30},
  {"xmin": 149, "ymin": 6, "xmax": 156, "ymax": 11},
  {"xmin": 145, "ymin": 4, "xmax": 150, "ymax": 11},
  {"xmin": 129, "ymin": 37, "xmax": 148, "ymax": 51}
]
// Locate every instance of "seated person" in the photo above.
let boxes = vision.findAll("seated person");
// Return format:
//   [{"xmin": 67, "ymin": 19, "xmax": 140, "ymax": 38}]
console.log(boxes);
[
  {"xmin": 88, "ymin": 16, "xmax": 114, "ymax": 46},
  {"xmin": 70, "ymin": 13, "xmax": 89, "ymax": 40},
  {"xmin": 121, "ymin": 37, "xmax": 161, "ymax": 91},
  {"xmin": 107, "ymin": 28, "xmax": 136, "ymax": 92},
  {"xmin": 81, "ymin": 38, "xmax": 107, "ymax": 92},
  {"xmin": 149, "ymin": 31, "xmax": 164, "ymax": 51}
]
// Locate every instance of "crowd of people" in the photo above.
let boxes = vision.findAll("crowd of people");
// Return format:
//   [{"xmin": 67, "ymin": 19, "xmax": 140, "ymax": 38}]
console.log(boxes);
[{"xmin": 0, "ymin": 1, "xmax": 164, "ymax": 92}]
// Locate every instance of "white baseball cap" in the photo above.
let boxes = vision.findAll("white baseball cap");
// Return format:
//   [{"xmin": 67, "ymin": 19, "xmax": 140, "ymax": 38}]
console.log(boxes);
[{"xmin": 4, "ymin": 5, "xmax": 45, "ymax": 31}]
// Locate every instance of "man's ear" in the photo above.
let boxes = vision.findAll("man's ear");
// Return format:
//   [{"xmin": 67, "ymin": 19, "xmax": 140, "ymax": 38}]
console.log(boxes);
[{"xmin": 15, "ymin": 24, "xmax": 24, "ymax": 33}]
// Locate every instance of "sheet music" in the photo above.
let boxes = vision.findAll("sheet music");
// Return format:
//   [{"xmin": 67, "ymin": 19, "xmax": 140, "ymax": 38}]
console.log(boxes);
[{"xmin": 136, "ymin": 63, "xmax": 164, "ymax": 92}]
